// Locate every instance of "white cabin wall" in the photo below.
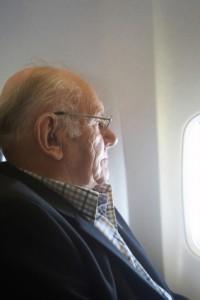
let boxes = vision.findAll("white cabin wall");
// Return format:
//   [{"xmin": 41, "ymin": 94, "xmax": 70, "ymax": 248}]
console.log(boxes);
[
  {"xmin": 153, "ymin": 1, "xmax": 200, "ymax": 299},
  {"xmin": 0, "ymin": 0, "xmax": 163, "ymax": 276}
]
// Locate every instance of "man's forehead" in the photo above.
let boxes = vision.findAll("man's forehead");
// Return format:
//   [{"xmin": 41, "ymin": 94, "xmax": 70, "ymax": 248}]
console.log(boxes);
[
  {"xmin": 67, "ymin": 77, "xmax": 104, "ymax": 114},
  {"xmin": 79, "ymin": 92, "xmax": 104, "ymax": 115}
]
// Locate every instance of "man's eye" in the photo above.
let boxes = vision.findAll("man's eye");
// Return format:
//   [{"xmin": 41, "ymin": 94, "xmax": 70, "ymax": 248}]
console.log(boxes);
[
  {"xmin": 98, "ymin": 121, "xmax": 106, "ymax": 129},
  {"xmin": 88, "ymin": 118, "xmax": 107, "ymax": 129}
]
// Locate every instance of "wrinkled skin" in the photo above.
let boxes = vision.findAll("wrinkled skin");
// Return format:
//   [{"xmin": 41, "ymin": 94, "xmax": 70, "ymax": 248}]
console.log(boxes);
[{"xmin": 62, "ymin": 108, "xmax": 117, "ymax": 188}]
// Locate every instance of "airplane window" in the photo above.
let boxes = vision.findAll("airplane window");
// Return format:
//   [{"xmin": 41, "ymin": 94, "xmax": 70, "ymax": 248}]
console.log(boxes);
[
  {"xmin": 0, "ymin": 151, "xmax": 6, "ymax": 162},
  {"xmin": 183, "ymin": 115, "xmax": 200, "ymax": 256}
]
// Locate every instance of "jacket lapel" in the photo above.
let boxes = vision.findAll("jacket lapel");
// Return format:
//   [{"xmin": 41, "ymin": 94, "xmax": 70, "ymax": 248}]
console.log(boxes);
[{"xmin": 74, "ymin": 215, "xmax": 166, "ymax": 299}]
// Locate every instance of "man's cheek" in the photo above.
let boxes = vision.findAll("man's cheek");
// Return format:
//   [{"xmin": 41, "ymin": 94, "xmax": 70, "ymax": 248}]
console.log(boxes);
[{"xmin": 92, "ymin": 139, "xmax": 104, "ymax": 159}]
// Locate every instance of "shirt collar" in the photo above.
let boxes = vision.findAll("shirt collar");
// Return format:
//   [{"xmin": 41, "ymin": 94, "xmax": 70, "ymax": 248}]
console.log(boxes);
[{"xmin": 21, "ymin": 169, "xmax": 117, "ymax": 227}]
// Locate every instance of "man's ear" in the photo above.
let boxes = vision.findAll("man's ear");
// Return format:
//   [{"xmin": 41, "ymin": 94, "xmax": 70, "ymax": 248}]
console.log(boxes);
[{"xmin": 34, "ymin": 113, "xmax": 64, "ymax": 160}]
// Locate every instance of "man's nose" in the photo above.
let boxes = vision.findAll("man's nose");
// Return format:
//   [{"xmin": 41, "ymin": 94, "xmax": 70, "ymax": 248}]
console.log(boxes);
[{"xmin": 103, "ymin": 128, "xmax": 118, "ymax": 148}]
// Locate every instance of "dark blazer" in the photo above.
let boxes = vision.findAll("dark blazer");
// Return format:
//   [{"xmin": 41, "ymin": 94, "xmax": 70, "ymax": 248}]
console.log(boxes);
[{"xmin": 0, "ymin": 162, "xmax": 189, "ymax": 300}]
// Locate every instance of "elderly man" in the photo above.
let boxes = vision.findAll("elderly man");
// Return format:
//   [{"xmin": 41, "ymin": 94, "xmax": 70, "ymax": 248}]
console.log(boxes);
[{"xmin": 0, "ymin": 66, "xmax": 188, "ymax": 300}]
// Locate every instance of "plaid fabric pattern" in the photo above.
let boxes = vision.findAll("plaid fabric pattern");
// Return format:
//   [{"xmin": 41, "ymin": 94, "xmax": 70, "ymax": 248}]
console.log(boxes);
[
  {"xmin": 22, "ymin": 170, "xmax": 172, "ymax": 300},
  {"xmin": 95, "ymin": 213, "xmax": 172, "ymax": 300}
]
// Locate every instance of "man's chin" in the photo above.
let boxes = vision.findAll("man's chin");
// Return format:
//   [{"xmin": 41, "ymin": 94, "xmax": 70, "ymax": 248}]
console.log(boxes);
[
  {"xmin": 95, "ymin": 170, "xmax": 110, "ymax": 185},
  {"xmin": 86, "ymin": 174, "xmax": 109, "ymax": 190}
]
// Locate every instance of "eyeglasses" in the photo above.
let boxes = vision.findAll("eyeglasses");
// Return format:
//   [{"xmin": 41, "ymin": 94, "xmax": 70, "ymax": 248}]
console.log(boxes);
[{"xmin": 54, "ymin": 111, "xmax": 112, "ymax": 129}]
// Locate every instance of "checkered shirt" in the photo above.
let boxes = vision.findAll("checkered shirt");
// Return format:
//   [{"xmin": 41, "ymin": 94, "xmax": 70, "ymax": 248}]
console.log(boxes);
[{"xmin": 22, "ymin": 170, "xmax": 172, "ymax": 300}]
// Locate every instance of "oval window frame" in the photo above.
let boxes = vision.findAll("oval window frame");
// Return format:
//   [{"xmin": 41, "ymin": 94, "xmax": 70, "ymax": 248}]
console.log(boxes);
[{"xmin": 182, "ymin": 114, "xmax": 200, "ymax": 256}]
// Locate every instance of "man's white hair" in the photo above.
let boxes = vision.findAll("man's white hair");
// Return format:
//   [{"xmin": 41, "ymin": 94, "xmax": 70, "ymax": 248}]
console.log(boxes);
[{"xmin": 0, "ymin": 66, "xmax": 83, "ymax": 149}]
